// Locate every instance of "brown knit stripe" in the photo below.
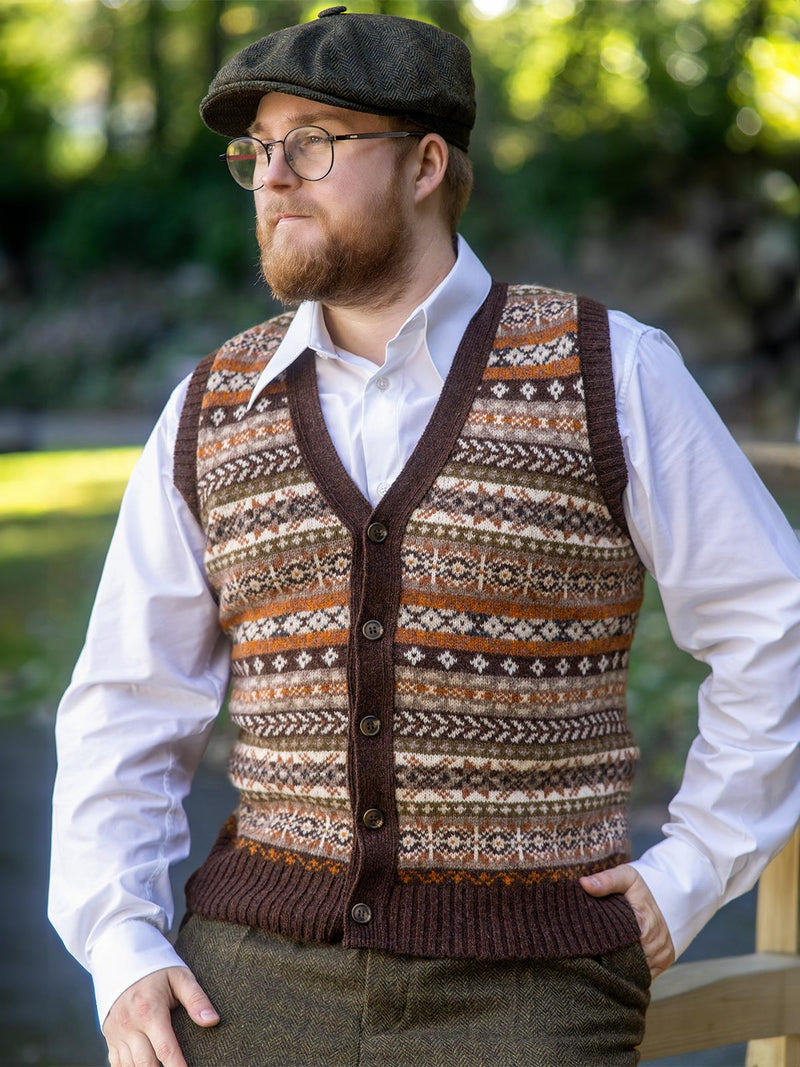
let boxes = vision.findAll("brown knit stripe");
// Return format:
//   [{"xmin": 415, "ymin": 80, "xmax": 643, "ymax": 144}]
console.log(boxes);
[
  {"xmin": 577, "ymin": 296, "xmax": 630, "ymax": 535},
  {"xmin": 173, "ymin": 351, "xmax": 216, "ymax": 523}
]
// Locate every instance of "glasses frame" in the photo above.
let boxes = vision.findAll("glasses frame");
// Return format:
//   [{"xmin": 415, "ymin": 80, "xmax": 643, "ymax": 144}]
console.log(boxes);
[{"xmin": 220, "ymin": 125, "xmax": 424, "ymax": 188}]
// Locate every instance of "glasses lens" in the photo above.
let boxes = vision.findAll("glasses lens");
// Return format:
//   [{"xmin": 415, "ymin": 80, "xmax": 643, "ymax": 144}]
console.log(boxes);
[
  {"xmin": 284, "ymin": 127, "xmax": 333, "ymax": 181},
  {"xmin": 226, "ymin": 138, "xmax": 264, "ymax": 190}
]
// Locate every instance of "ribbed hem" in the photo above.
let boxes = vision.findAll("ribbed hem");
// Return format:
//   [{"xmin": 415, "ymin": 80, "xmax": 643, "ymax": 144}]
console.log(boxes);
[
  {"xmin": 185, "ymin": 821, "xmax": 347, "ymax": 944},
  {"xmin": 185, "ymin": 827, "xmax": 641, "ymax": 962}
]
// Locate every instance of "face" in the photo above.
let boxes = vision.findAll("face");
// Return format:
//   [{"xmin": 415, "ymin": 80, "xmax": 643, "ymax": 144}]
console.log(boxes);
[{"xmin": 251, "ymin": 93, "xmax": 416, "ymax": 309}]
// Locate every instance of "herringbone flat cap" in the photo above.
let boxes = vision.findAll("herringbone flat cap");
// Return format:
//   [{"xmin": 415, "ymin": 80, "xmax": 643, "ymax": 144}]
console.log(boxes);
[{"xmin": 200, "ymin": 5, "xmax": 475, "ymax": 151}]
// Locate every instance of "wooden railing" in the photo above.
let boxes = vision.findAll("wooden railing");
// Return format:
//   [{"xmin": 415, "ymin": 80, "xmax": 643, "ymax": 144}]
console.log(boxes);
[{"xmin": 639, "ymin": 825, "xmax": 800, "ymax": 1064}]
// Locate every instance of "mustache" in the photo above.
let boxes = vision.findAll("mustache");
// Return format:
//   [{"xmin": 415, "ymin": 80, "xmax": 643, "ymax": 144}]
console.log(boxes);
[{"xmin": 259, "ymin": 201, "xmax": 320, "ymax": 222}]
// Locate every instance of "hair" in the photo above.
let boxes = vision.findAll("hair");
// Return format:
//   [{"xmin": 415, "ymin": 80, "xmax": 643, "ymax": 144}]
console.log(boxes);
[{"xmin": 385, "ymin": 115, "xmax": 473, "ymax": 235}]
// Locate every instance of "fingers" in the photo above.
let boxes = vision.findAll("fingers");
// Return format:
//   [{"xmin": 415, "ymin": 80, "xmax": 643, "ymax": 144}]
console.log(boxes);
[
  {"xmin": 103, "ymin": 965, "xmax": 216, "ymax": 1067},
  {"xmin": 580, "ymin": 864, "xmax": 676, "ymax": 979},
  {"xmin": 579, "ymin": 865, "xmax": 636, "ymax": 896},
  {"xmin": 169, "ymin": 966, "xmax": 220, "ymax": 1027}
]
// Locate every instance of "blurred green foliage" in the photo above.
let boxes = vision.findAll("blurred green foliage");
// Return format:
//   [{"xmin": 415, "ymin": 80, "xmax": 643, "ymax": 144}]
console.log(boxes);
[
  {"xmin": 0, "ymin": 0, "xmax": 798, "ymax": 422},
  {"xmin": 0, "ymin": 448, "xmax": 139, "ymax": 722}
]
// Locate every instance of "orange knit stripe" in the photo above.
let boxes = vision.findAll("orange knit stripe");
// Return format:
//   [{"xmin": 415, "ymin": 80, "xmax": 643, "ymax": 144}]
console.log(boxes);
[
  {"xmin": 469, "ymin": 410, "xmax": 585, "ymax": 432},
  {"xmin": 403, "ymin": 588, "xmax": 642, "ymax": 620},
  {"xmin": 197, "ymin": 419, "xmax": 294, "ymax": 459},
  {"xmin": 483, "ymin": 355, "xmax": 580, "ymax": 381},
  {"xmin": 234, "ymin": 835, "xmax": 347, "ymax": 876},
  {"xmin": 232, "ymin": 681, "xmax": 348, "ymax": 703},
  {"xmin": 200, "ymin": 389, "xmax": 253, "ymax": 408},
  {"xmin": 492, "ymin": 323, "xmax": 577, "ymax": 348},
  {"xmin": 232, "ymin": 631, "xmax": 349, "ymax": 659},
  {"xmin": 212, "ymin": 354, "xmax": 274, "ymax": 374},
  {"xmin": 224, "ymin": 589, "xmax": 351, "ymax": 627}
]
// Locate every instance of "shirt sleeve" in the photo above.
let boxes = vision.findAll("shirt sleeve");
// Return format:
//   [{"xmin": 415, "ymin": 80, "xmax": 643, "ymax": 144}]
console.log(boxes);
[
  {"xmin": 48, "ymin": 374, "xmax": 231, "ymax": 1025},
  {"xmin": 608, "ymin": 310, "xmax": 800, "ymax": 959}
]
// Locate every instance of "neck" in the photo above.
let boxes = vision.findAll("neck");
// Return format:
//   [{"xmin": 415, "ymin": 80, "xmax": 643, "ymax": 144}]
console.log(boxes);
[{"xmin": 321, "ymin": 232, "xmax": 456, "ymax": 365}]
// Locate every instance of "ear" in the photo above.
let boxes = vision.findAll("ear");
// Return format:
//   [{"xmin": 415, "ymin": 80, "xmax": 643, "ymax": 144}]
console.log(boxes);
[{"xmin": 410, "ymin": 133, "xmax": 449, "ymax": 206}]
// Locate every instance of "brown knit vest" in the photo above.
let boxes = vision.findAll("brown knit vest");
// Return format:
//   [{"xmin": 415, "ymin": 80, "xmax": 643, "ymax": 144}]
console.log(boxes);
[{"xmin": 173, "ymin": 282, "xmax": 646, "ymax": 960}]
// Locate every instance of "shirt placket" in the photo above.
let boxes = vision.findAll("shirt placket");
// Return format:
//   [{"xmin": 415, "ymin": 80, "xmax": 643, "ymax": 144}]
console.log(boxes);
[{"xmin": 362, "ymin": 366, "xmax": 401, "ymax": 503}]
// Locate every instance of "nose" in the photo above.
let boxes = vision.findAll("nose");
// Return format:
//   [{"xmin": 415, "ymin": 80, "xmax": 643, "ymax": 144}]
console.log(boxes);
[{"xmin": 260, "ymin": 141, "xmax": 301, "ymax": 190}]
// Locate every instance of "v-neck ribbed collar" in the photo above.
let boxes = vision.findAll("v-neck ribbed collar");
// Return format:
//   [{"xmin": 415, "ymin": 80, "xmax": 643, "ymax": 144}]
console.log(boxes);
[{"xmin": 287, "ymin": 281, "xmax": 508, "ymax": 534}]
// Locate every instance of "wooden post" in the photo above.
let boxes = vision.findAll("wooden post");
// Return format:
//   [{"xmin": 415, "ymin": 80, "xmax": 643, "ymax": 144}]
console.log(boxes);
[{"xmin": 746, "ymin": 825, "xmax": 800, "ymax": 1067}]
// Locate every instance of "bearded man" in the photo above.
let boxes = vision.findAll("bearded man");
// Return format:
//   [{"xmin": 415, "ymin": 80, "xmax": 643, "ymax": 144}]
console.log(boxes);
[{"xmin": 49, "ymin": 8, "xmax": 800, "ymax": 1067}]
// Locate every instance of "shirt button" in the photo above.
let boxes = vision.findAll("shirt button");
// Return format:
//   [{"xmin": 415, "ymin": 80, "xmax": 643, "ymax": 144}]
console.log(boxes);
[
  {"xmin": 375, "ymin": 376, "xmax": 390, "ymax": 392},
  {"xmin": 362, "ymin": 620, "xmax": 384, "ymax": 640},
  {"xmin": 362, "ymin": 808, "xmax": 385, "ymax": 829},
  {"xmin": 376, "ymin": 481, "xmax": 390, "ymax": 497},
  {"xmin": 367, "ymin": 521, "xmax": 388, "ymax": 543},
  {"xmin": 359, "ymin": 715, "xmax": 382, "ymax": 737},
  {"xmin": 351, "ymin": 902, "xmax": 372, "ymax": 924}
]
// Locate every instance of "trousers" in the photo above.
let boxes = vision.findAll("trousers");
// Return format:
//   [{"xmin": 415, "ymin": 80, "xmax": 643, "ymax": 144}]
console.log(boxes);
[{"xmin": 171, "ymin": 914, "xmax": 651, "ymax": 1067}]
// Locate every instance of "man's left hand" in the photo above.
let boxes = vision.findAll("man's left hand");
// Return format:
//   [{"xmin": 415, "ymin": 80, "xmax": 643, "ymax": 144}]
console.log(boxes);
[{"xmin": 579, "ymin": 865, "xmax": 676, "ymax": 979}]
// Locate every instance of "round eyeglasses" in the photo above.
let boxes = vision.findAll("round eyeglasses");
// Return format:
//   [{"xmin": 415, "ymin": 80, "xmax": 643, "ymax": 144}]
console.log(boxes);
[{"xmin": 220, "ymin": 125, "xmax": 423, "ymax": 189}]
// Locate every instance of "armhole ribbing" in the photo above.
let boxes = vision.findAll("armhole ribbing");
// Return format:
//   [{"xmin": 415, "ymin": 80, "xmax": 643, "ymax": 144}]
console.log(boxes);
[
  {"xmin": 577, "ymin": 296, "xmax": 630, "ymax": 537},
  {"xmin": 172, "ymin": 351, "xmax": 217, "ymax": 525}
]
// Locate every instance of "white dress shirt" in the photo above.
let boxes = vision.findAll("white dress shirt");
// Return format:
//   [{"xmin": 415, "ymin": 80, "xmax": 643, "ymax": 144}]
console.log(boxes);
[{"xmin": 49, "ymin": 236, "xmax": 800, "ymax": 1024}]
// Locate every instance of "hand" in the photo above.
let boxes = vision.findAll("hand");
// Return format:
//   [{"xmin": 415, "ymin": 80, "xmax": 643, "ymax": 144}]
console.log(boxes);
[
  {"xmin": 102, "ymin": 965, "xmax": 219, "ymax": 1067},
  {"xmin": 580, "ymin": 864, "xmax": 676, "ymax": 979}
]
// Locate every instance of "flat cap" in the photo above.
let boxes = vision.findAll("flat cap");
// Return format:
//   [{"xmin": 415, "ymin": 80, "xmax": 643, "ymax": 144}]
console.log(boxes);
[{"xmin": 200, "ymin": 5, "xmax": 475, "ymax": 151}]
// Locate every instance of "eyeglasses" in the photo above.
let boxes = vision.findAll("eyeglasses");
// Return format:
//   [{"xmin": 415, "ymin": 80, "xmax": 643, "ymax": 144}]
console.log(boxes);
[{"xmin": 220, "ymin": 125, "xmax": 423, "ymax": 189}]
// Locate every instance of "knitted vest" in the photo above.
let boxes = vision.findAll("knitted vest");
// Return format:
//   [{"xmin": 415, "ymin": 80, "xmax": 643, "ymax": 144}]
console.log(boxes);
[{"xmin": 173, "ymin": 282, "xmax": 646, "ymax": 961}]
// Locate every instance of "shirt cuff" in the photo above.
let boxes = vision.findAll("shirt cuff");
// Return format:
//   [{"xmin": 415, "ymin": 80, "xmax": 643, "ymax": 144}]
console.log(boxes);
[
  {"xmin": 88, "ymin": 919, "xmax": 189, "ymax": 1026},
  {"xmin": 629, "ymin": 835, "xmax": 724, "ymax": 959}
]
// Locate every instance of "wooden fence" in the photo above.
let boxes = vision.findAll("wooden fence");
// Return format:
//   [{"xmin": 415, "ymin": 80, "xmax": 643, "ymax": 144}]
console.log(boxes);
[
  {"xmin": 642, "ymin": 445, "xmax": 799, "ymax": 1064},
  {"xmin": 638, "ymin": 800, "xmax": 800, "ymax": 1064}
]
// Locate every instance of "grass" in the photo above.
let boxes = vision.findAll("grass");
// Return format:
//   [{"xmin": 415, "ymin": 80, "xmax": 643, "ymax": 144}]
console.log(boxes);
[
  {"xmin": 0, "ymin": 448, "xmax": 140, "ymax": 722},
  {"xmin": 1, "ymin": 447, "xmax": 797, "ymax": 805}
]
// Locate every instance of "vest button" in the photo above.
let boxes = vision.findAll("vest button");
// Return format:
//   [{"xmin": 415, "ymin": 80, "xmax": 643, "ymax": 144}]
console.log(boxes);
[
  {"xmin": 359, "ymin": 715, "xmax": 381, "ymax": 737},
  {"xmin": 367, "ymin": 521, "xmax": 388, "ymax": 543},
  {"xmin": 362, "ymin": 620, "xmax": 384, "ymax": 640},
  {"xmin": 362, "ymin": 808, "xmax": 385, "ymax": 829},
  {"xmin": 351, "ymin": 902, "xmax": 372, "ymax": 924}
]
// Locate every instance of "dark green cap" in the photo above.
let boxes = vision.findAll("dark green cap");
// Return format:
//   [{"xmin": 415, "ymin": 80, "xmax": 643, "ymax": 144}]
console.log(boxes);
[{"xmin": 200, "ymin": 5, "xmax": 475, "ymax": 152}]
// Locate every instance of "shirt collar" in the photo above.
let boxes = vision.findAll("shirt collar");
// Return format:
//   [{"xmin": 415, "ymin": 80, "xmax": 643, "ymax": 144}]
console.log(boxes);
[{"xmin": 245, "ymin": 235, "xmax": 491, "ymax": 409}]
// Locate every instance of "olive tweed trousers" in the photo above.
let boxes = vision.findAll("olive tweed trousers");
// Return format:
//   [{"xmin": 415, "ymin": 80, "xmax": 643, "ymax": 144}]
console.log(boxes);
[{"xmin": 172, "ymin": 914, "xmax": 651, "ymax": 1067}]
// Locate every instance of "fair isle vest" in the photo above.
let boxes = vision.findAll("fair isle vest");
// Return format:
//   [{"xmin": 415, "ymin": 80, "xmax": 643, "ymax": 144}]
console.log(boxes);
[{"xmin": 173, "ymin": 282, "xmax": 646, "ymax": 961}]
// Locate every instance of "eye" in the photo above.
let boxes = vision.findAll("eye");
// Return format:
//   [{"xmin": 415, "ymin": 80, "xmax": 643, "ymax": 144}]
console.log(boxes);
[{"xmin": 295, "ymin": 130, "xmax": 328, "ymax": 151}]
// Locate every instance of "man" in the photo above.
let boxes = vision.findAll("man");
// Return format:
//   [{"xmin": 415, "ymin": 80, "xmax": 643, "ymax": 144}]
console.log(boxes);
[{"xmin": 49, "ymin": 8, "xmax": 800, "ymax": 1067}]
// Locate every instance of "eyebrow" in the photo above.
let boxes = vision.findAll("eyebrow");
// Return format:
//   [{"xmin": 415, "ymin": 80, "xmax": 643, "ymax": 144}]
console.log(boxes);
[{"xmin": 248, "ymin": 110, "xmax": 357, "ymax": 138}]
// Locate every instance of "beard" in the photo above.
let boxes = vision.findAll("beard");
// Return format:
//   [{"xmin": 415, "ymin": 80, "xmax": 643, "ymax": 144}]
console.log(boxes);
[{"xmin": 256, "ymin": 176, "xmax": 414, "ymax": 310}]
